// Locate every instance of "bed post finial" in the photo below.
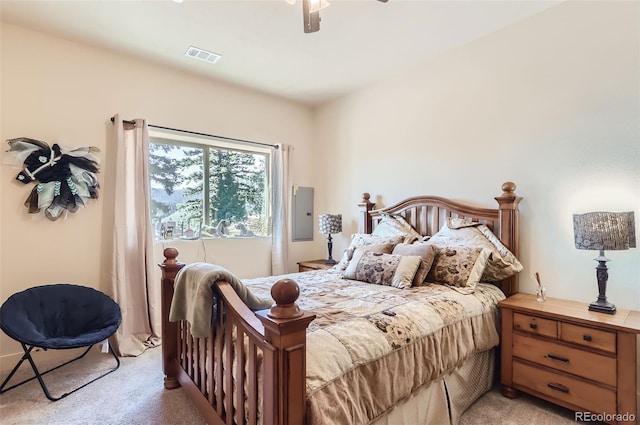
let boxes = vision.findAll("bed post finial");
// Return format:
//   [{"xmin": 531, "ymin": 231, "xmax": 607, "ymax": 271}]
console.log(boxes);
[
  {"xmin": 358, "ymin": 192, "xmax": 376, "ymax": 234},
  {"xmin": 268, "ymin": 278, "xmax": 303, "ymax": 319},
  {"xmin": 163, "ymin": 247, "xmax": 179, "ymax": 265},
  {"xmin": 501, "ymin": 181, "xmax": 516, "ymax": 196},
  {"xmin": 159, "ymin": 247, "xmax": 184, "ymax": 280}
]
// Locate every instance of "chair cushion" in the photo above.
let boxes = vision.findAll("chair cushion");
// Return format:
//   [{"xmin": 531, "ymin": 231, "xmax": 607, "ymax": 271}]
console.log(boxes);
[{"xmin": 0, "ymin": 284, "xmax": 122, "ymax": 349}]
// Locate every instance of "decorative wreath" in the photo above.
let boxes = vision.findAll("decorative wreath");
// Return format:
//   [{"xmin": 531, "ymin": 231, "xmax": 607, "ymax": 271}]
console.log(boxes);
[{"xmin": 6, "ymin": 137, "xmax": 100, "ymax": 221}]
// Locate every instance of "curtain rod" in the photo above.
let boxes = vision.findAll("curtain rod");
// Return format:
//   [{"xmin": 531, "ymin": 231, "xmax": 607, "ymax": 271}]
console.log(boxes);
[{"xmin": 110, "ymin": 116, "xmax": 279, "ymax": 149}]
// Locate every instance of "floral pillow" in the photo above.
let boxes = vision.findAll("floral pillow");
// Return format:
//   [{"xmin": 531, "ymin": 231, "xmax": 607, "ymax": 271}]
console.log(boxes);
[
  {"xmin": 426, "ymin": 246, "xmax": 491, "ymax": 294},
  {"xmin": 427, "ymin": 218, "xmax": 523, "ymax": 282},
  {"xmin": 343, "ymin": 250, "xmax": 422, "ymax": 289},
  {"xmin": 372, "ymin": 214, "xmax": 423, "ymax": 244},
  {"xmin": 391, "ymin": 242, "xmax": 437, "ymax": 286},
  {"xmin": 335, "ymin": 234, "xmax": 403, "ymax": 271}
]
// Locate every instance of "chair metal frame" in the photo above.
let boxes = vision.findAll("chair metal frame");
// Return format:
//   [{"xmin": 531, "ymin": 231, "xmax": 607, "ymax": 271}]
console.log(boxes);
[{"xmin": 0, "ymin": 342, "xmax": 120, "ymax": 401}]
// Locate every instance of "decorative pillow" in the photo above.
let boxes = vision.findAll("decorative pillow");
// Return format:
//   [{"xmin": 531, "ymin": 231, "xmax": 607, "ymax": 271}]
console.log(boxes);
[
  {"xmin": 372, "ymin": 214, "xmax": 422, "ymax": 244},
  {"xmin": 426, "ymin": 246, "xmax": 491, "ymax": 294},
  {"xmin": 335, "ymin": 234, "xmax": 403, "ymax": 270},
  {"xmin": 337, "ymin": 242, "xmax": 394, "ymax": 267},
  {"xmin": 343, "ymin": 250, "xmax": 422, "ymax": 289},
  {"xmin": 391, "ymin": 242, "xmax": 437, "ymax": 286},
  {"xmin": 427, "ymin": 218, "xmax": 523, "ymax": 282}
]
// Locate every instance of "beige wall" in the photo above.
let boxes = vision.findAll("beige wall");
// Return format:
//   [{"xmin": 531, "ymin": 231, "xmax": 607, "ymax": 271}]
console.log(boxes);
[
  {"xmin": 315, "ymin": 1, "xmax": 640, "ymax": 310},
  {"xmin": 0, "ymin": 23, "xmax": 320, "ymax": 360}
]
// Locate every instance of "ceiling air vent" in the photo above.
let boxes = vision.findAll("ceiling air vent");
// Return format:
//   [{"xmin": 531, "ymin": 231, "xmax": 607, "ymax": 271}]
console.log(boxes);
[{"xmin": 185, "ymin": 46, "xmax": 221, "ymax": 64}]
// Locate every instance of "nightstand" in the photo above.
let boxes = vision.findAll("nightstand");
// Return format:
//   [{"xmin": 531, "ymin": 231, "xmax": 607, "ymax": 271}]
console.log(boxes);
[
  {"xmin": 297, "ymin": 260, "xmax": 334, "ymax": 272},
  {"xmin": 499, "ymin": 293, "xmax": 640, "ymax": 424}
]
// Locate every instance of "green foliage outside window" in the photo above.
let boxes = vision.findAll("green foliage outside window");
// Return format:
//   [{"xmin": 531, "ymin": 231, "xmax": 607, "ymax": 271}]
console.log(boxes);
[{"xmin": 149, "ymin": 136, "xmax": 269, "ymax": 240}]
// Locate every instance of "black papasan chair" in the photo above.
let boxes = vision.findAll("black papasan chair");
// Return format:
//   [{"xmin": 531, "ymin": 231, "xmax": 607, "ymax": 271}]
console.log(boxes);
[{"xmin": 0, "ymin": 284, "xmax": 122, "ymax": 401}]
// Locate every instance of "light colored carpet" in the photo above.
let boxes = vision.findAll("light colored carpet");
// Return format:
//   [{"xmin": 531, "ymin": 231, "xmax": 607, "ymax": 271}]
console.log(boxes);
[
  {"xmin": 1, "ymin": 347, "xmax": 580, "ymax": 424},
  {"xmin": 459, "ymin": 385, "xmax": 578, "ymax": 425},
  {"xmin": 0, "ymin": 347, "xmax": 206, "ymax": 425}
]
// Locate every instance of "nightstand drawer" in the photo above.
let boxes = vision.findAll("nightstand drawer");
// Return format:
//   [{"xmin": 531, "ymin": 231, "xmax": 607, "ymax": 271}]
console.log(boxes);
[
  {"xmin": 560, "ymin": 322, "xmax": 616, "ymax": 354},
  {"xmin": 513, "ymin": 360, "xmax": 616, "ymax": 415},
  {"xmin": 512, "ymin": 333, "xmax": 616, "ymax": 386},
  {"xmin": 513, "ymin": 312, "xmax": 557, "ymax": 339}
]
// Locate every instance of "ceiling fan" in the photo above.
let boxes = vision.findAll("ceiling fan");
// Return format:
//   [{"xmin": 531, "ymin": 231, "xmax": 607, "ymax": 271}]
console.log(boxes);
[{"xmin": 288, "ymin": 0, "xmax": 389, "ymax": 33}]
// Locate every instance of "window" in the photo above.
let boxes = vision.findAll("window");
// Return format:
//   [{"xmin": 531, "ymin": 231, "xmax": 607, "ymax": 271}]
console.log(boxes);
[{"xmin": 148, "ymin": 130, "xmax": 271, "ymax": 240}]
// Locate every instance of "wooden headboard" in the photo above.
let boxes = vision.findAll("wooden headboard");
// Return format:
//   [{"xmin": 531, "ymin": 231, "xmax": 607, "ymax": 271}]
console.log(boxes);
[{"xmin": 357, "ymin": 182, "xmax": 522, "ymax": 297}]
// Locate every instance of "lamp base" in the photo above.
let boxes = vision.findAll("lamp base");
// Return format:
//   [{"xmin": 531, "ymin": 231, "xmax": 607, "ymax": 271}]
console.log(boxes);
[
  {"xmin": 325, "ymin": 233, "xmax": 336, "ymax": 266},
  {"xmin": 588, "ymin": 299, "xmax": 616, "ymax": 315},
  {"xmin": 587, "ymin": 253, "xmax": 616, "ymax": 315}
]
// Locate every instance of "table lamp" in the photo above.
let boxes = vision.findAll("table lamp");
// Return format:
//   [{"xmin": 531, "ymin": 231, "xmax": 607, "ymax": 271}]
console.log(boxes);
[
  {"xmin": 573, "ymin": 211, "xmax": 636, "ymax": 314},
  {"xmin": 318, "ymin": 214, "xmax": 342, "ymax": 265}
]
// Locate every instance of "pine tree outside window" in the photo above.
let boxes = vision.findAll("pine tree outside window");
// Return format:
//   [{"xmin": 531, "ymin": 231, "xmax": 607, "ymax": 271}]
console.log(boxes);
[{"xmin": 148, "ymin": 130, "xmax": 271, "ymax": 241}]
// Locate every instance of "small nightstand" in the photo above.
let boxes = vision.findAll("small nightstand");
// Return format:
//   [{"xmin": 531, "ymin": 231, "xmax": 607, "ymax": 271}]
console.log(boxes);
[
  {"xmin": 297, "ymin": 259, "xmax": 334, "ymax": 272},
  {"xmin": 499, "ymin": 293, "xmax": 640, "ymax": 424}
]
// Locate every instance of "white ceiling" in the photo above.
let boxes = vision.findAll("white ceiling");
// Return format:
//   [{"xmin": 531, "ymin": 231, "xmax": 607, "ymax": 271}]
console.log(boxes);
[{"xmin": 1, "ymin": 0, "xmax": 562, "ymax": 106}]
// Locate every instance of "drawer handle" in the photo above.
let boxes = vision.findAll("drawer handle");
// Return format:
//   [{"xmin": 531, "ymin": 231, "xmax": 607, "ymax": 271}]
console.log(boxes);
[
  {"xmin": 529, "ymin": 323, "xmax": 538, "ymax": 330},
  {"xmin": 547, "ymin": 353, "xmax": 570, "ymax": 363},
  {"xmin": 583, "ymin": 334, "xmax": 592, "ymax": 342},
  {"xmin": 547, "ymin": 383, "xmax": 569, "ymax": 393}
]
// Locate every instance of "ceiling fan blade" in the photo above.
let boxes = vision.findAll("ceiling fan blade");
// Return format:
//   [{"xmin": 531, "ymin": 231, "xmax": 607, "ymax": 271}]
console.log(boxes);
[
  {"xmin": 303, "ymin": 0, "xmax": 320, "ymax": 33},
  {"xmin": 301, "ymin": 0, "xmax": 388, "ymax": 34}
]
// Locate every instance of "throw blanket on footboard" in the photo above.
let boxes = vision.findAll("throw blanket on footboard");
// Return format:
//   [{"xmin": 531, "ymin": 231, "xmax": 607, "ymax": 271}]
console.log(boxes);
[
  {"xmin": 169, "ymin": 262, "xmax": 273, "ymax": 338},
  {"xmin": 241, "ymin": 269, "xmax": 506, "ymax": 425}
]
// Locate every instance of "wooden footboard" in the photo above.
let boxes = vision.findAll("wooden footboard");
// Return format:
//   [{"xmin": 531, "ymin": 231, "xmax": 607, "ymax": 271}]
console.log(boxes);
[{"xmin": 159, "ymin": 248, "xmax": 315, "ymax": 425}]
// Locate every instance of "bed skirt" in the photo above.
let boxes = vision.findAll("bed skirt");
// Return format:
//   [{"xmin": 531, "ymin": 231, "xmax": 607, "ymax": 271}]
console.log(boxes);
[{"xmin": 371, "ymin": 348, "xmax": 496, "ymax": 425}]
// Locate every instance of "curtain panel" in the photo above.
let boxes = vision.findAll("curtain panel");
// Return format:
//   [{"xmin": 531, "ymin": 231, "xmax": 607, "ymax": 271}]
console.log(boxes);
[
  {"xmin": 271, "ymin": 143, "xmax": 292, "ymax": 275},
  {"xmin": 110, "ymin": 115, "xmax": 160, "ymax": 356}
]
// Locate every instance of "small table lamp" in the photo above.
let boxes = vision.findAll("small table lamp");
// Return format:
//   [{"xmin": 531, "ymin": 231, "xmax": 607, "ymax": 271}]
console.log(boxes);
[
  {"xmin": 319, "ymin": 214, "xmax": 342, "ymax": 265},
  {"xmin": 573, "ymin": 211, "xmax": 636, "ymax": 314}
]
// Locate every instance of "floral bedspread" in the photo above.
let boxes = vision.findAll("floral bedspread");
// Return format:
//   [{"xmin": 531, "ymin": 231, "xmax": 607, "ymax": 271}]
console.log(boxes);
[{"xmin": 242, "ymin": 269, "xmax": 505, "ymax": 425}]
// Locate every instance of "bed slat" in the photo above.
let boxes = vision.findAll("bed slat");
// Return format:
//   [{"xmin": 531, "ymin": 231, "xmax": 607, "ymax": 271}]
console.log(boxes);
[
  {"xmin": 247, "ymin": 341, "xmax": 258, "ymax": 425},
  {"xmin": 208, "ymin": 330, "xmax": 215, "ymax": 405},
  {"xmin": 225, "ymin": 319, "xmax": 233, "ymax": 425},
  {"xmin": 235, "ymin": 328, "xmax": 246, "ymax": 424},
  {"xmin": 215, "ymin": 300, "xmax": 224, "ymax": 416}
]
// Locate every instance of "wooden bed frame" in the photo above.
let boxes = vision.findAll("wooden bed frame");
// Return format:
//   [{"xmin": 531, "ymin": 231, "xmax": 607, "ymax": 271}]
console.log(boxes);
[{"xmin": 159, "ymin": 181, "xmax": 522, "ymax": 425}]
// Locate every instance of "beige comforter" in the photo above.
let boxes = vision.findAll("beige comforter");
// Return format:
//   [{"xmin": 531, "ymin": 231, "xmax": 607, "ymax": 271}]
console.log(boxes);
[{"xmin": 241, "ymin": 269, "xmax": 505, "ymax": 425}]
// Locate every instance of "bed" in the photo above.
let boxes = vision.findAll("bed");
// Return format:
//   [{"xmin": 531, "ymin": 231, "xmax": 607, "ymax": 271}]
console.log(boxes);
[{"xmin": 159, "ymin": 181, "xmax": 523, "ymax": 425}]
